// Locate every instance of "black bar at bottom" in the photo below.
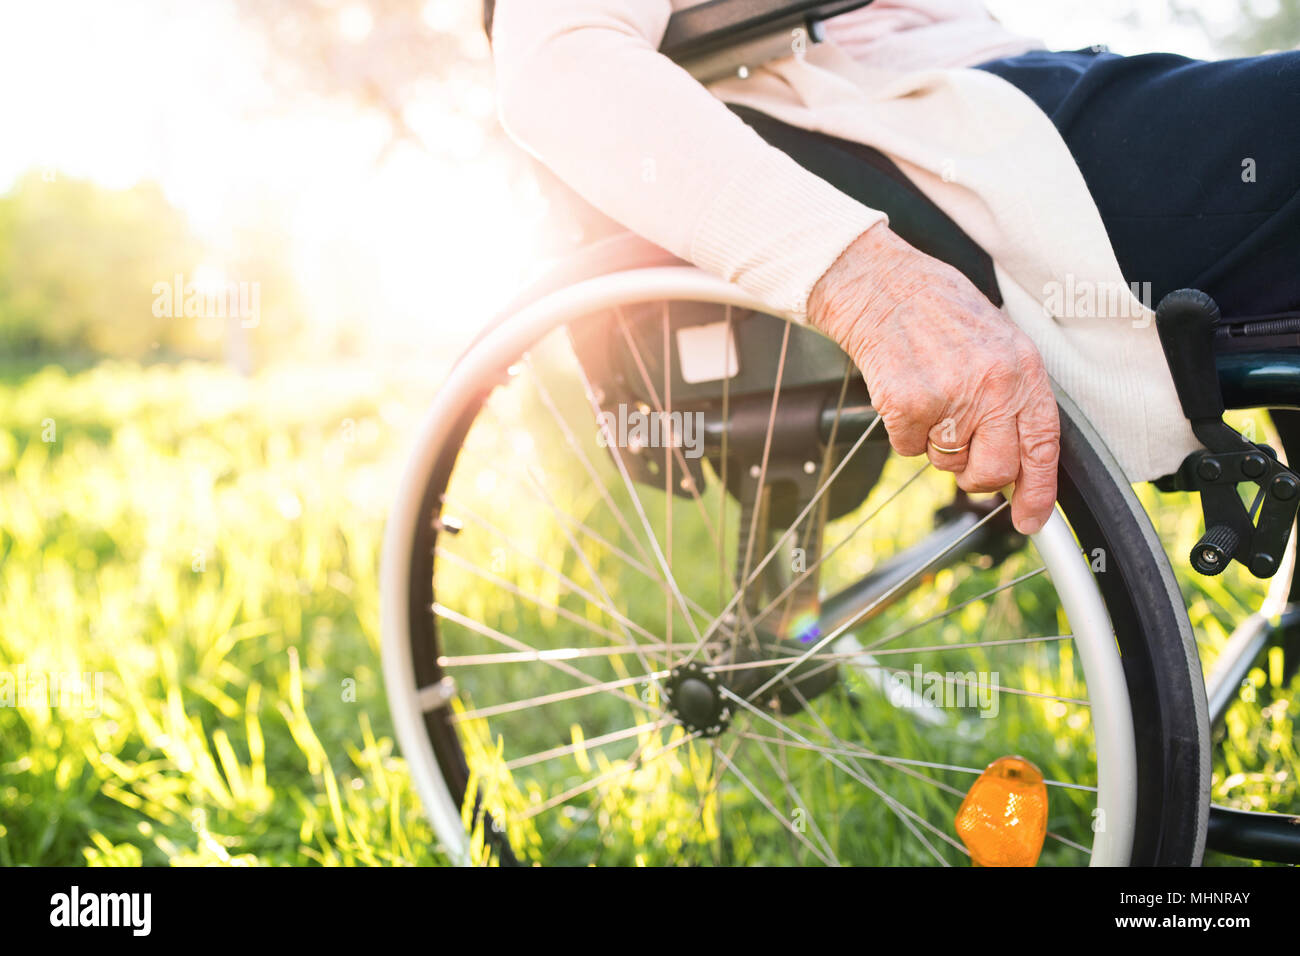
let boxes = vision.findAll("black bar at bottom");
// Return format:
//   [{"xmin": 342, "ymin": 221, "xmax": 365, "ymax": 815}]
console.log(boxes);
[{"xmin": 1207, "ymin": 804, "xmax": 1300, "ymax": 864}]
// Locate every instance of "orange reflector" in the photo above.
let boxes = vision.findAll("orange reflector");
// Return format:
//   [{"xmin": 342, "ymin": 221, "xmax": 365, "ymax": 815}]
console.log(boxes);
[{"xmin": 954, "ymin": 755, "xmax": 1048, "ymax": 867}]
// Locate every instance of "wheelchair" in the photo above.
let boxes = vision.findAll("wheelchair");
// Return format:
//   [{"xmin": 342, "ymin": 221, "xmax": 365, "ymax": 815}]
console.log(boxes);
[{"xmin": 380, "ymin": 1, "xmax": 1300, "ymax": 866}]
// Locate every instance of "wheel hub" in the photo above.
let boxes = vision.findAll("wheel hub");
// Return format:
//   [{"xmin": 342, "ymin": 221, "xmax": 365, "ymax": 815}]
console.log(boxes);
[{"xmin": 664, "ymin": 661, "xmax": 731, "ymax": 737}]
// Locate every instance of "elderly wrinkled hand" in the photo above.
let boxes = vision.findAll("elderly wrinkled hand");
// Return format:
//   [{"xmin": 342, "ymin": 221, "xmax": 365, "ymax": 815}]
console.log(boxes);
[{"xmin": 808, "ymin": 223, "xmax": 1060, "ymax": 535}]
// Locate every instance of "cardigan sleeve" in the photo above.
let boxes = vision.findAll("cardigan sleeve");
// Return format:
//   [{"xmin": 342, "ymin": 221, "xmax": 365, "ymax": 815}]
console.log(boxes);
[{"xmin": 491, "ymin": 0, "xmax": 888, "ymax": 320}]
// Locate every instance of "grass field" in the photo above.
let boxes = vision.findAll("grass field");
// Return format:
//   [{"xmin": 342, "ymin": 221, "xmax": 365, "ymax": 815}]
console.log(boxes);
[{"xmin": 0, "ymin": 357, "xmax": 1295, "ymax": 866}]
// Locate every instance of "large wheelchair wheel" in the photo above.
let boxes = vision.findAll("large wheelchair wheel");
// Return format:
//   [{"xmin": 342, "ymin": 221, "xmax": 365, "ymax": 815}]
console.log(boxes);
[{"xmin": 381, "ymin": 254, "xmax": 1210, "ymax": 866}]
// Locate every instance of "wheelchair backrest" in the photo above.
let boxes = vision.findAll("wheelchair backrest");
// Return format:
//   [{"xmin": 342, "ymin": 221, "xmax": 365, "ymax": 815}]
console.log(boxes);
[{"xmin": 483, "ymin": 1, "xmax": 876, "ymax": 67}]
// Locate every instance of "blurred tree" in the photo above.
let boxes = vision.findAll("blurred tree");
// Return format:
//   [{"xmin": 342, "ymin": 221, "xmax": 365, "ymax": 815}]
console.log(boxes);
[
  {"xmin": 0, "ymin": 172, "xmax": 304, "ymax": 362},
  {"xmin": 230, "ymin": 1, "xmax": 596, "ymax": 259},
  {"xmin": 1172, "ymin": 0, "xmax": 1300, "ymax": 55},
  {"xmin": 0, "ymin": 173, "xmax": 201, "ymax": 358},
  {"xmin": 230, "ymin": 0, "xmax": 507, "ymax": 163}
]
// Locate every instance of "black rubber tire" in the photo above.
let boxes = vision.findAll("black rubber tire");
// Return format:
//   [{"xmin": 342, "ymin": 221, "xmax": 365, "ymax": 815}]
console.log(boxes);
[{"xmin": 1053, "ymin": 390, "xmax": 1210, "ymax": 865}]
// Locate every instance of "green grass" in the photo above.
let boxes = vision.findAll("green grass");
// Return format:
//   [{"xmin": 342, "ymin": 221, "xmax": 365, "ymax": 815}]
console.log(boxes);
[
  {"xmin": 0, "ymin": 359, "xmax": 1295, "ymax": 866},
  {"xmin": 0, "ymin": 359, "xmax": 447, "ymax": 866}
]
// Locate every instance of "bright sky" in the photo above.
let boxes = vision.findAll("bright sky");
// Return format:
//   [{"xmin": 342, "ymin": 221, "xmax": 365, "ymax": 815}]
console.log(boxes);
[
  {"xmin": 985, "ymin": 0, "xmax": 1235, "ymax": 58},
  {"xmin": 0, "ymin": 0, "xmax": 545, "ymax": 353},
  {"xmin": 0, "ymin": 0, "xmax": 1244, "ymax": 353}
]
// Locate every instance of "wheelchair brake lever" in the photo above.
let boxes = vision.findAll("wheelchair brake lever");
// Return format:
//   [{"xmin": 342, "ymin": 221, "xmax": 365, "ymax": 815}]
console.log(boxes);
[{"xmin": 1155, "ymin": 289, "xmax": 1300, "ymax": 578}]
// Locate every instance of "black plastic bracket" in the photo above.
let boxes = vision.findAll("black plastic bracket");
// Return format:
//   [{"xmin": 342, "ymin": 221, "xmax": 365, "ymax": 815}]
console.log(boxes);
[{"xmin": 1154, "ymin": 290, "xmax": 1300, "ymax": 578}]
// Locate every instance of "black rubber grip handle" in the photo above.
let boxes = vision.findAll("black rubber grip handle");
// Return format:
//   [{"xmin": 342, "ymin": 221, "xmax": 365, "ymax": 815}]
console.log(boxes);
[
  {"xmin": 1191, "ymin": 523, "xmax": 1240, "ymax": 575},
  {"xmin": 1155, "ymin": 288, "xmax": 1224, "ymax": 422}
]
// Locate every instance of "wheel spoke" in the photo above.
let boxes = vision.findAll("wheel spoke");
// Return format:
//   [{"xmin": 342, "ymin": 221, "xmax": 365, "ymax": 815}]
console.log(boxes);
[
  {"xmin": 678, "ymin": 409, "xmax": 884, "ymax": 665},
  {"xmin": 704, "ymin": 633, "xmax": 1073, "ymax": 676},
  {"xmin": 439, "ymin": 644, "xmax": 666, "ymax": 668},
  {"xmin": 775, "ymin": 673, "xmax": 975, "ymax": 856},
  {"xmin": 714, "ymin": 746, "xmax": 839, "ymax": 866},
  {"xmin": 663, "ymin": 306, "xmax": 674, "ymax": 666},
  {"xmin": 490, "ymin": 458, "xmax": 660, "ymax": 581},
  {"xmin": 505, "ymin": 717, "xmax": 672, "ymax": 771},
  {"xmin": 440, "ymin": 499, "xmax": 663, "ymax": 647},
  {"xmin": 744, "ymin": 460, "xmax": 931, "ymax": 632},
  {"xmin": 521, "ymin": 463, "xmax": 666, "ymax": 686},
  {"xmin": 435, "ymin": 547, "xmax": 639, "ymax": 650},
  {"xmin": 612, "ymin": 306, "xmax": 766, "ymax": 662},
  {"xmin": 434, "ymin": 602, "xmax": 660, "ymax": 687},
  {"xmin": 1047, "ymin": 831, "xmax": 1091, "ymax": 853},
  {"xmin": 722, "ymin": 688, "xmax": 956, "ymax": 864},
  {"xmin": 747, "ymin": 734, "xmax": 841, "ymax": 864},
  {"xmin": 449, "ymin": 666, "xmax": 668, "ymax": 724},
  {"xmin": 773, "ymin": 356, "xmax": 855, "ymax": 636},
  {"xmin": 868, "ymin": 664, "xmax": 1089, "ymax": 707},
  {"xmin": 856, "ymin": 566, "xmax": 1050, "ymax": 655},
  {"xmin": 524, "ymin": 353, "xmax": 661, "ymax": 574},
  {"xmin": 734, "ymin": 730, "xmax": 1097, "ymax": 792},
  {"xmin": 721, "ymin": 321, "xmax": 793, "ymax": 668},
  {"xmin": 717, "ymin": 308, "xmax": 733, "ymax": 611},
  {"xmin": 745, "ymin": 500, "xmax": 1011, "ymax": 701},
  {"xmin": 613, "ymin": 307, "xmax": 727, "ymax": 556},
  {"xmin": 519, "ymin": 730, "xmax": 698, "ymax": 820},
  {"xmin": 567, "ymin": 351, "xmax": 706, "ymax": 647}
]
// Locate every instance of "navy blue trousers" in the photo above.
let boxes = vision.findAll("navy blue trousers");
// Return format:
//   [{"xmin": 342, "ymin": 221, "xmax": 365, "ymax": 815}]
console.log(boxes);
[{"xmin": 975, "ymin": 48, "xmax": 1300, "ymax": 319}]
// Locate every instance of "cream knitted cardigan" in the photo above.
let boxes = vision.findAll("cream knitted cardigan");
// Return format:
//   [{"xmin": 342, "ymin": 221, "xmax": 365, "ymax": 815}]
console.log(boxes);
[{"xmin": 493, "ymin": 0, "xmax": 1203, "ymax": 481}]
